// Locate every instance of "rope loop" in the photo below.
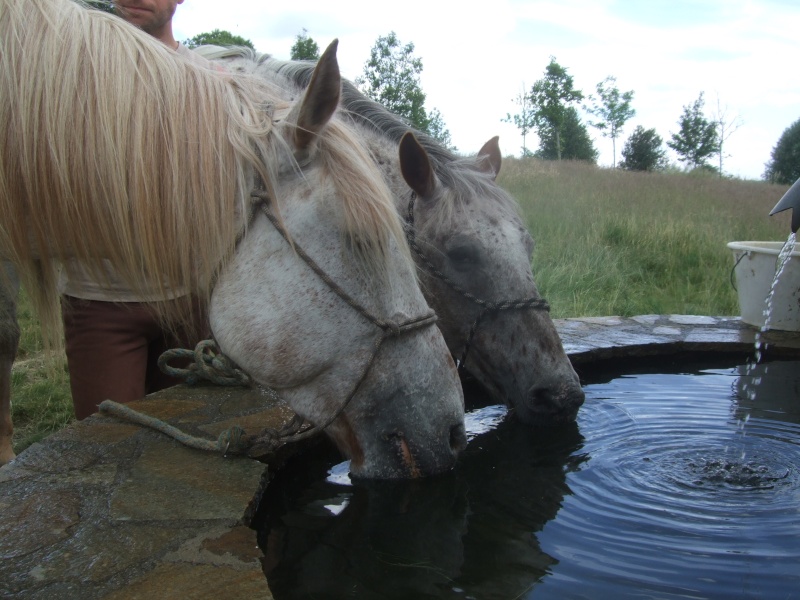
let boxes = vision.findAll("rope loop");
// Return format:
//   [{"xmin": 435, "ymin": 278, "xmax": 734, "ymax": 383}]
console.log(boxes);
[
  {"xmin": 158, "ymin": 339, "xmax": 251, "ymax": 387},
  {"xmin": 217, "ymin": 425, "xmax": 249, "ymax": 455}
]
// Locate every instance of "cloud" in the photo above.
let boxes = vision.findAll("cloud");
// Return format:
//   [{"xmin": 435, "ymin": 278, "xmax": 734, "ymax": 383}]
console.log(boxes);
[{"xmin": 172, "ymin": 0, "xmax": 800, "ymax": 179}]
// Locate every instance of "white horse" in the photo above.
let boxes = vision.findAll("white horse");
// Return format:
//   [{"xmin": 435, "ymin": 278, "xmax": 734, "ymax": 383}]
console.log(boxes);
[
  {"xmin": 0, "ymin": 0, "xmax": 465, "ymax": 478},
  {"xmin": 199, "ymin": 48, "xmax": 585, "ymax": 426}
]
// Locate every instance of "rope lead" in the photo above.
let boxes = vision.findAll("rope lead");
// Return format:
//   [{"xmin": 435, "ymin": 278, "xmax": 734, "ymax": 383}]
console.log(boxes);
[{"xmin": 98, "ymin": 400, "xmax": 252, "ymax": 455}]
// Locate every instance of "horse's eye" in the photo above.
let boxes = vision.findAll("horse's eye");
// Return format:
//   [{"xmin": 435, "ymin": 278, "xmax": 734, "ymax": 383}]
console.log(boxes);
[{"xmin": 447, "ymin": 246, "xmax": 479, "ymax": 271}]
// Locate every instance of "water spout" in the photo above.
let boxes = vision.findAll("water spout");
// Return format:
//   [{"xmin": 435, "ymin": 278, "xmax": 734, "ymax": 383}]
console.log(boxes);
[{"xmin": 770, "ymin": 177, "xmax": 800, "ymax": 233}]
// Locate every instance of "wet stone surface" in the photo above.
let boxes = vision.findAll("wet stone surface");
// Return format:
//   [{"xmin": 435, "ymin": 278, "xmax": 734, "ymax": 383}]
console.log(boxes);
[{"xmin": 1, "ymin": 315, "xmax": 798, "ymax": 599}]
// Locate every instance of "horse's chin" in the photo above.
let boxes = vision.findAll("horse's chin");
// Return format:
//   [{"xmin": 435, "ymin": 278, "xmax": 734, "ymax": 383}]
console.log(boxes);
[
  {"xmin": 510, "ymin": 388, "xmax": 585, "ymax": 427},
  {"xmin": 337, "ymin": 427, "xmax": 464, "ymax": 481},
  {"xmin": 464, "ymin": 365, "xmax": 585, "ymax": 428}
]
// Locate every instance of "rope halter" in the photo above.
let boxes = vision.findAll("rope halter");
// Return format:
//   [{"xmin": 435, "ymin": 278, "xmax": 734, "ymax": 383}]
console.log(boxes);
[{"xmin": 404, "ymin": 192, "xmax": 550, "ymax": 370}]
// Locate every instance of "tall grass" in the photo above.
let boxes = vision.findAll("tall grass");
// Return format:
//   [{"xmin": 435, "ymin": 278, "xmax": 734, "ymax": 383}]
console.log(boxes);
[
  {"xmin": 500, "ymin": 159, "xmax": 791, "ymax": 318},
  {"xmin": 11, "ymin": 289, "xmax": 72, "ymax": 454},
  {"xmin": 8, "ymin": 160, "xmax": 792, "ymax": 454}
]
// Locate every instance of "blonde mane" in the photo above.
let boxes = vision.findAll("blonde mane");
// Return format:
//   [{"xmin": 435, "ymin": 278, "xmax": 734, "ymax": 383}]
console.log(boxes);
[{"xmin": 0, "ymin": 0, "xmax": 407, "ymax": 351}]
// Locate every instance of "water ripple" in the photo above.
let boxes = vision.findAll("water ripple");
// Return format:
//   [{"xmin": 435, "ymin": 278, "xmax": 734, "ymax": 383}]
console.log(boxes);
[
  {"xmin": 537, "ymin": 362, "xmax": 800, "ymax": 599},
  {"xmin": 259, "ymin": 359, "xmax": 800, "ymax": 600}
]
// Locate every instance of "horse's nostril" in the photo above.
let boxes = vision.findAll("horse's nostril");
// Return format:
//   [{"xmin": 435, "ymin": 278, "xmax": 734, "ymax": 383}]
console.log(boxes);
[
  {"xmin": 450, "ymin": 422, "xmax": 467, "ymax": 453},
  {"xmin": 528, "ymin": 386, "xmax": 559, "ymax": 410},
  {"xmin": 526, "ymin": 384, "xmax": 585, "ymax": 423}
]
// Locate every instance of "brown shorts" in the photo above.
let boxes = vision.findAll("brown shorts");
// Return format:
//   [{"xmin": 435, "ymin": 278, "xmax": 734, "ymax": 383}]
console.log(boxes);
[{"xmin": 61, "ymin": 296, "xmax": 206, "ymax": 420}]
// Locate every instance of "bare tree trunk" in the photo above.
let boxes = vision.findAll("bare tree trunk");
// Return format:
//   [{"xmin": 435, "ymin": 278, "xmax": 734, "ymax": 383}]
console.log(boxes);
[
  {"xmin": 612, "ymin": 136, "xmax": 617, "ymax": 168},
  {"xmin": 556, "ymin": 129, "xmax": 562, "ymax": 161}
]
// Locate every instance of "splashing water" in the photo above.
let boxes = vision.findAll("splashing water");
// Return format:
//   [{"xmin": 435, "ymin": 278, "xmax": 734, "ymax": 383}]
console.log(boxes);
[
  {"xmin": 739, "ymin": 232, "xmax": 797, "ymax": 452},
  {"xmin": 753, "ymin": 232, "xmax": 797, "ymax": 361}
]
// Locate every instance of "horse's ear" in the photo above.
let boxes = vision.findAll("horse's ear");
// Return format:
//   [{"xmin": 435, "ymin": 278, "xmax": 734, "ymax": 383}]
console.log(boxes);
[
  {"xmin": 399, "ymin": 131, "xmax": 437, "ymax": 200},
  {"xmin": 291, "ymin": 39, "xmax": 341, "ymax": 151},
  {"xmin": 477, "ymin": 136, "xmax": 502, "ymax": 180}
]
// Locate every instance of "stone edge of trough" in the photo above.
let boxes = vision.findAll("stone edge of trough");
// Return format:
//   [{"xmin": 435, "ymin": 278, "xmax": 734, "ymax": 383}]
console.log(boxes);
[{"xmin": 1, "ymin": 315, "xmax": 798, "ymax": 599}]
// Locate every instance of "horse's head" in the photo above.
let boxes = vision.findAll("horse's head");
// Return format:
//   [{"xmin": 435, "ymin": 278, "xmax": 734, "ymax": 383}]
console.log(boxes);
[
  {"xmin": 188, "ymin": 45, "xmax": 583, "ymax": 425},
  {"xmin": 399, "ymin": 134, "xmax": 585, "ymax": 426},
  {"xmin": 209, "ymin": 42, "xmax": 466, "ymax": 479}
]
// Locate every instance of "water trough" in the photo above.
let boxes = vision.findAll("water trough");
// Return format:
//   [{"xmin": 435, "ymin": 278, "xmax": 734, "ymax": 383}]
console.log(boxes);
[{"xmin": 2, "ymin": 315, "xmax": 800, "ymax": 599}]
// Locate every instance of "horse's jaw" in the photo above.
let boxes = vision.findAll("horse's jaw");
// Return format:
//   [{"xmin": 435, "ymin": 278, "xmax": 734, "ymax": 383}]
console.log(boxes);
[
  {"xmin": 460, "ymin": 315, "xmax": 585, "ymax": 427},
  {"xmin": 209, "ymin": 209, "xmax": 466, "ymax": 480},
  {"xmin": 267, "ymin": 328, "xmax": 466, "ymax": 481}
]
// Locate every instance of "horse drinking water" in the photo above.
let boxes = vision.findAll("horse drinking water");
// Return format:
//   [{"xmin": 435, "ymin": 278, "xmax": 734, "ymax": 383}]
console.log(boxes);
[
  {"xmin": 0, "ymin": 0, "xmax": 465, "ymax": 478},
  {"xmin": 199, "ymin": 48, "xmax": 585, "ymax": 426}
]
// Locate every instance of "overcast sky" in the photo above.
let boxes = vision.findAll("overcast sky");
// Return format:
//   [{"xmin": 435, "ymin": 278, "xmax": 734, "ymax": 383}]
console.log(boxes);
[{"xmin": 173, "ymin": 0, "xmax": 799, "ymax": 180}]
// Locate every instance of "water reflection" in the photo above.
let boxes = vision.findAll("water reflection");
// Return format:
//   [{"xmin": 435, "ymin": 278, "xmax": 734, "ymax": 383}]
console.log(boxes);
[
  {"xmin": 735, "ymin": 359, "xmax": 800, "ymax": 424},
  {"xmin": 256, "ymin": 417, "xmax": 585, "ymax": 600}
]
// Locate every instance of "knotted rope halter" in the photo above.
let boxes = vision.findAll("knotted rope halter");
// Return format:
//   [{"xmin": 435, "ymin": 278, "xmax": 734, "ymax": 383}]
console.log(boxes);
[
  {"xmin": 101, "ymin": 189, "xmax": 438, "ymax": 458},
  {"xmin": 404, "ymin": 192, "xmax": 550, "ymax": 371}
]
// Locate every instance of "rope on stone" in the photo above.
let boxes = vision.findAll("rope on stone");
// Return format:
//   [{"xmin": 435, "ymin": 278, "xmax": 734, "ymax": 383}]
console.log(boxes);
[
  {"xmin": 98, "ymin": 400, "xmax": 310, "ymax": 458},
  {"xmin": 158, "ymin": 339, "xmax": 251, "ymax": 387},
  {"xmin": 98, "ymin": 399, "xmax": 252, "ymax": 455}
]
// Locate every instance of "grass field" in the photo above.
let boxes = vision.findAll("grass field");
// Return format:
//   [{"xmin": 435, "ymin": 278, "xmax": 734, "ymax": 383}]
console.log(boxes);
[
  {"xmin": 10, "ymin": 289, "xmax": 73, "ymax": 453},
  {"xmin": 499, "ymin": 158, "xmax": 791, "ymax": 318},
  {"xmin": 8, "ymin": 159, "xmax": 793, "ymax": 455}
]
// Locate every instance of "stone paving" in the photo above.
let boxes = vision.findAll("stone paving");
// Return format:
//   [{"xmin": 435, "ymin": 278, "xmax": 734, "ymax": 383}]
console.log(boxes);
[{"xmin": 1, "ymin": 315, "xmax": 799, "ymax": 599}]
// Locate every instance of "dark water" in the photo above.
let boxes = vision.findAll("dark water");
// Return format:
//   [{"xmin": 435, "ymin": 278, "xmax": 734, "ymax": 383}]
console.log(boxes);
[{"xmin": 254, "ymin": 357, "xmax": 800, "ymax": 600}]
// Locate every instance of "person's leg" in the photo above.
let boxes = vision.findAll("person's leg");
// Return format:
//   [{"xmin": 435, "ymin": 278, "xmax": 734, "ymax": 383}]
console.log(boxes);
[{"xmin": 62, "ymin": 297, "xmax": 154, "ymax": 419}]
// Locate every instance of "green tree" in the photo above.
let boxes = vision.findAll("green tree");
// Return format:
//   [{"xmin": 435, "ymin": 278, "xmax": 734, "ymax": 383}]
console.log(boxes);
[
  {"xmin": 764, "ymin": 117, "xmax": 800, "ymax": 184},
  {"xmin": 356, "ymin": 32, "xmax": 427, "ymax": 130},
  {"xmin": 356, "ymin": 31, "xmax": 451, "ymax": 145},
  {"xmin": 535, "ymin": 107, "xmax": 597, "ymax": 163},
  {"xmin": 668, "ymin": 92, "xmax": 719, "ymax": 170},
  {"xmin": 502, "ymin": 84, "xmax": 536, "ymax": 156},
  {"xmin": 426, "ymin": 108, "xmax": 453, "ymax": 150},
  {"xmin": 184, "ymin": 29, "xmax": 254, "ymax": 49},
  {"xmin": 619, "ymin": 126, "xmax": 668, "ymax": 172},
  {"xmin": 585, "ymin": 76, "xmax": 636, "ymax": 168},
  {"xmin": 290, "ymin": 28, "xmax": 320, "ymax": 61},
  {"xmin": 529, "ymin": 57, "xmax": 584, "ymax": 161}
]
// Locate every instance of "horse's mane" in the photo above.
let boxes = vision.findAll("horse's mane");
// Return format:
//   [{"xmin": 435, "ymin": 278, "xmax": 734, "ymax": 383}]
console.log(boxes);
[
  {"xmin": 196, "ymin": 47, "xmax": 409, "ymax": 280},
  {"xmin": 0, "ymin": 0, "xmax": 406, "ymax": 351},
  {"xmin": 199, "ymin": 47, "xmax": 521, "ymax": 229}
]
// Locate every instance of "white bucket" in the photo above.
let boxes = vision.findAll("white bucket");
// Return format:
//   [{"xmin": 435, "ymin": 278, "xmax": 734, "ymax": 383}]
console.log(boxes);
[{"xmin": 727, "ymin": 241, "xmax": 800, "ymax": 331}]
